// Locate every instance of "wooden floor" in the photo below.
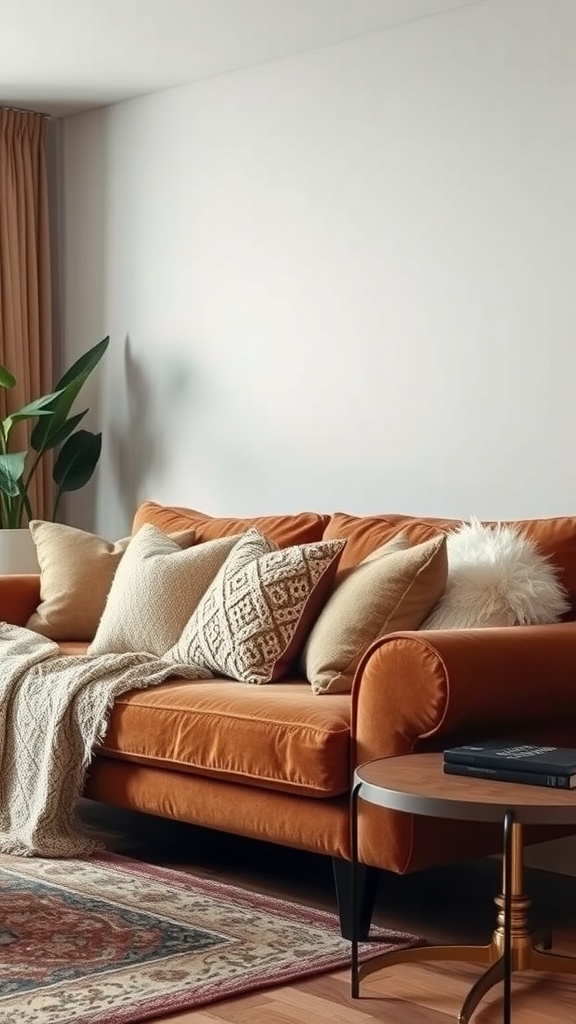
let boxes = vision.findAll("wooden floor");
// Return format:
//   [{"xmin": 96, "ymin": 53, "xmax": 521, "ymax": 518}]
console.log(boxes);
[{"xmin": 80, "ymin": 801, "xmax": 576, "ymax": 1023}]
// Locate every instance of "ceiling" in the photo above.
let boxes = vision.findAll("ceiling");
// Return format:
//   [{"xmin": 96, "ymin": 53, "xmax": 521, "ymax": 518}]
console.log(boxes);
[{"xmin": 0, "ymin": 0, "xmax": 481, "ymax": 117}]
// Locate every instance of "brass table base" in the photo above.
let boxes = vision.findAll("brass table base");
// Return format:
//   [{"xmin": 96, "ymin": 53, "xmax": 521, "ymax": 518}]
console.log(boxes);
[{"xmin": 357, "ymin": 822, "xmax": 576, "ymax": 1023}]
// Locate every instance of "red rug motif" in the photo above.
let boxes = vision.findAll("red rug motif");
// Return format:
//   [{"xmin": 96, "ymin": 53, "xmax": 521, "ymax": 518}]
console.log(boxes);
[{"xmin": 0, "ymin": 852, "xmax": 422, "ymax": 1023}]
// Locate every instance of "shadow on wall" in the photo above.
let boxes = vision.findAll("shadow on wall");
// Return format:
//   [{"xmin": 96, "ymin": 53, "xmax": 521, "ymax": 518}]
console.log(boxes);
[
  {"xmin": 107, "ymin": 335, "xmax": 272, "ymax": 526},
  {"xmin": 108, "ymin": 335, "xmax": 194, "ymax": 527}
]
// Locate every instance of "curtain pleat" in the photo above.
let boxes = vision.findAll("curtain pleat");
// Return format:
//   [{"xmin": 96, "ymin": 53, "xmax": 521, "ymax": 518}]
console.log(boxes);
[{"xmin": 0, "ymin": 108, "xmax": 53, "ymax": 522}]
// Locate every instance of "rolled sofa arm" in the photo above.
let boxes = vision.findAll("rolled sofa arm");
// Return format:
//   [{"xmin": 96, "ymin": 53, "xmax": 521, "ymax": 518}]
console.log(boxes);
[
  {"xmin": 351, "ymin": 622, "xmax": 576, "ymax": 873},
  {"xmin": 0, "ymin": 575, "xmax": 41, "ymax": 626},
  {"xmin": 352, "ymin": 622, "xmax": 576, "ymax": 763}
]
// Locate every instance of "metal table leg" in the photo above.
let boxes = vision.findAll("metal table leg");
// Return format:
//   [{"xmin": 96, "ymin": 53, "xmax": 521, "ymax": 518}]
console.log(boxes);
[
  {"xmin": 503, "ymin": 809, "xmax": 514, "ymax": 1024},
  {"xmin": 350, "ymin": 780, "xmax": 362, "ymax": 998}
]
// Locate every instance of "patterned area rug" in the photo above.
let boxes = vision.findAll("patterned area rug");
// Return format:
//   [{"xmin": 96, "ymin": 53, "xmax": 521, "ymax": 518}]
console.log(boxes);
[{"xmin": 0, "ymin": 852, "xmax": 422, "ymax": 1024}]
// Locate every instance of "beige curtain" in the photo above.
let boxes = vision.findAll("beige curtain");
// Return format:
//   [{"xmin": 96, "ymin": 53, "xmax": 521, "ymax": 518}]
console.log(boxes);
[{"xmin": 0, "ymin": 107, "xmax": 52, "ymax": 521}]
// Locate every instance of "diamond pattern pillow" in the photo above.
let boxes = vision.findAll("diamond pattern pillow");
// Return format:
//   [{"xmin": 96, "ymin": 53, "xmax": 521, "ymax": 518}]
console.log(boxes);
[{"xmin": 167, "ymin": 529, "xmax": 346, "ymax": 684}]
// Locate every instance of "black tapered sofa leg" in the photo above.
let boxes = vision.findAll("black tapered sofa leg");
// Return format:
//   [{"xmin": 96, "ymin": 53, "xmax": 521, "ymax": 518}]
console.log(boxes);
[{"xmin": 332, "ymin": 856, "xmax": 379, "ymax": 940}]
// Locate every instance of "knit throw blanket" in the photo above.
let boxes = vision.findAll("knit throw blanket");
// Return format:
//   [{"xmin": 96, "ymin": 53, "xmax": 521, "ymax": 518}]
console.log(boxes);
[{"xmin": 0, "ymin": 624, "xmax": 209, "ymax": 857}]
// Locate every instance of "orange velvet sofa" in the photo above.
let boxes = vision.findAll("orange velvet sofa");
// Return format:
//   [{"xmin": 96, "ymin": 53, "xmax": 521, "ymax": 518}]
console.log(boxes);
[{"xmin": 4, "ymin": 502, "xmax": 576, "ymax": 936}]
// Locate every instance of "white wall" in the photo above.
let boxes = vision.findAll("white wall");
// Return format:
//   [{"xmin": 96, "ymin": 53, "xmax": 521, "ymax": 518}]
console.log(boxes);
[{"xmin": 60, "ymin": 0, "xmax": 576, "ymax": 539}]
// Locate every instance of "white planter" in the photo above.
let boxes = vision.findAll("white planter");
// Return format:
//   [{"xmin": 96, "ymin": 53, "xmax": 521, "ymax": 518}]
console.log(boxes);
[{"xmin": 0, "ymin": 529, "xmax": 40, "ymax": 574}]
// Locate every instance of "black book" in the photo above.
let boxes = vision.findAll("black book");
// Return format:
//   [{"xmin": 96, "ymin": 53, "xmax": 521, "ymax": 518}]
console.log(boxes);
[
  {"xmin": 443, "ymin": 740, "xmax": 576, "ymax": 777},
  {"xmin": 443, "ymin": 761, "xmax": 576, "ymax": 789}
]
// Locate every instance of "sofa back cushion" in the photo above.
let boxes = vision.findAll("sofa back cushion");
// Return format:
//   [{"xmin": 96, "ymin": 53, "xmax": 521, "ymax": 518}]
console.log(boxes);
[
  {"xmin": 324, "ymin": 512, "xmax": 576, "ymax": 612},
  {"xmin": 133, "ymin": 501, "xmax": 329, "ymax": 548}
]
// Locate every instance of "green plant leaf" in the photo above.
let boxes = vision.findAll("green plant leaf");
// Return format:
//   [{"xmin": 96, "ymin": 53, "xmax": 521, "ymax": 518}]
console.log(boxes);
[
  {"xmin": 0, "ymin": 337, "xmax": 108, "ymax": 527},
  {"xmin": 2, "ymin": 390, "xmax": 63, "ymax": 440},
  {"xmin": 55, "ymin": 336, "xmax": 110, "ymax": 392},
  {"xmin": 10, "ymin": 392, "xmax": 63, "ymax": 418},
  {"xmin": 31, "ymin": 337, "xmax": 109, "ymax": 453},
  {"xmin": 31, "ymin": 409, "xmax": 87, "ymax": 453},
  {"xmin": 0, "ymin": 365, "xmax": 16, "ymax": 389},
  {"xmin": 0, "ymin": 452, "xmax": 27, "ymax": 497},
  {"xmin": 53, "ymin": 430, "xmax": 102, "ymax": 493}
]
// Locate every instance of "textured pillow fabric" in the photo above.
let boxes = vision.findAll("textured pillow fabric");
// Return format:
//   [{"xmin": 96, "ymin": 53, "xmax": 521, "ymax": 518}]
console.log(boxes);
[
  {"xmin": 421, "ymin": 519, "xmax": 570, "ymax": 630},
  {"xmin": 302, "ymin": 534, "xmax": 448, "ymax": 695},
  {"xmin": 88, "ymin": 524, "xmax": 241, "ymax": 657},
  {"xmin": 133, "ymin": 500, "xmax": 330, "ymax": 547},
  {"xmin": 167, "ymin": 528, "xmax": 346, "ymax": 684},
  {"xmin": 26, "ymin": 520, "xmax": 196, "ymax": 642}
]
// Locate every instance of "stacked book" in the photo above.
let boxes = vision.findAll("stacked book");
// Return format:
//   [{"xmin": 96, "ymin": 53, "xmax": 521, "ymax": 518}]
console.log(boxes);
[{"xmin": 443, "ymin": 741, "xmax": 576, "ymax": 789}]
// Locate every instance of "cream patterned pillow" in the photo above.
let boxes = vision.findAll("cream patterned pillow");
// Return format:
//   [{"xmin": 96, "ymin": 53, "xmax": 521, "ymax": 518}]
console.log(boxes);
[
  {"xmin": 167, "ymin": 528, "xmax": 346, "ymax": 683},
  {"xmin": 302, "ymin": 534, "xmax": 448, "ymax": 695},
  {"xmin": 26, "ymin": 520, "xmax": 197, "ymax": 642},
  {"xmin": 88, "ymin": 524, "xmax": 242, "ymax": 657}
]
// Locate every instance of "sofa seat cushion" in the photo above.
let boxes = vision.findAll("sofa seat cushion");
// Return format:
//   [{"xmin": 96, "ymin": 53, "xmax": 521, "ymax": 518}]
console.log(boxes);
[
  {"xmin": 98, "ymin": 677, "xmax": 351, "ymax": 798},
  {"xmin": 133, "ymin": 501, "xmax": 329, "ymax": 548}
]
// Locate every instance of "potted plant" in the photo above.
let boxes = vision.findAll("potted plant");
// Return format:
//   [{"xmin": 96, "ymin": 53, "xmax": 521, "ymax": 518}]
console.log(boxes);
[{"xmin": 0, "ymin": 337, "xmax": 109, "ymax": 569}]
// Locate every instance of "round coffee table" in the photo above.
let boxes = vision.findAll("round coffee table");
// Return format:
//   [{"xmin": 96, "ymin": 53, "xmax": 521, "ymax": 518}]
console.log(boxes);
[{"xmin": 351, "ymin": 752, "xmax": 576, "ymax": 1024}]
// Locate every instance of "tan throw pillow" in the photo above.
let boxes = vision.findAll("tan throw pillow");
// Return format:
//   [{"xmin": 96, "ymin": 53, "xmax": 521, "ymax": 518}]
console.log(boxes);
[
  {"xmin": 26, "ymin": 520, "xmax": 197, "ymax": 642},
  {"xmin": 301, "ymin": 534, "xmax": 448, "ymax": 695},
  {"xmin": 167, "ymin": 528, "xmax": 346, "ymax": 684},
  {"xmin": 88, "ymin": 524, "xmax": 241, "ymax": 657}
]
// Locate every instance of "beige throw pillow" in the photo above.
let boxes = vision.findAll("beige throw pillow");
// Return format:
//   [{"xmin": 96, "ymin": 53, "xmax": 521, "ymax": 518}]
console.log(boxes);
[
  {"xmin": 88, "ymin": 524, "xmax": 241, "ymax": 657},
  {"xmin": 26, "ymin": 520, "xmax": 197, "ymax": 642},
  {"xmin": 167, "ymin": 528, "xmax": 346, "ymax": 684},
  {"xmin": 301, "ymin": 534, "xmax": 448, "ymax": 695},
  {"xmin": 26, "ymin": 522, "xmax": 129, "ymax": 641}
]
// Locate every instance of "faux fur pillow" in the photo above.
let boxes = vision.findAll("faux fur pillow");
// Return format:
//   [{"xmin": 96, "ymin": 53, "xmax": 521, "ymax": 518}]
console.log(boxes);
[{"xmin": 421, "ymin": 519, "xmax": 570, "ymax": 629}]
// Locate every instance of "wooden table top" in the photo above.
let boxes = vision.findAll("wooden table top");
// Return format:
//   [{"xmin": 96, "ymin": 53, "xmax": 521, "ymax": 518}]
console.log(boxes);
[{"xmin": 355, "ymin": 753, "xmax": 576, "ymax": 825}]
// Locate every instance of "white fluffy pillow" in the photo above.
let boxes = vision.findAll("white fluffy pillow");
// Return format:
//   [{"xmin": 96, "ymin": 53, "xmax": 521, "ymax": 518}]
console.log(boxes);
[{"xmin": 421, "ymin": 518, "xmax": 570, "ymax": 629}]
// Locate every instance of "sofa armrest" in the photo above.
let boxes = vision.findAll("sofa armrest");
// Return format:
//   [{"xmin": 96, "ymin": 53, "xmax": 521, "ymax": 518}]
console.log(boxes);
[
  {"xmin": 0, "ymin": 575, "xmax": 41, "ymax": 626},
  {"xmin": 352, "ymin": 622, "xmax": 576, "ymax": 873},
  {"xmin": 352, "ymin": 622, "xmax": 576, "ymax": 766}
]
